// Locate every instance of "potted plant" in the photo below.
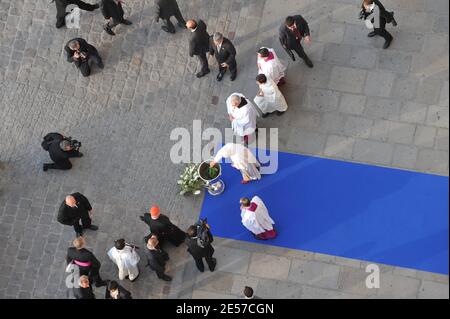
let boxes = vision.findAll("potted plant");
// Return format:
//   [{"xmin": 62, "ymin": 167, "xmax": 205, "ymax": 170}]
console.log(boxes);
[
  {"xmin": 198, "ymin": 160, "xmax": 225, "ymax": 196},
  {"xmin": 177, "ymin": 163, "xmax": 205, "ymax": 196}
]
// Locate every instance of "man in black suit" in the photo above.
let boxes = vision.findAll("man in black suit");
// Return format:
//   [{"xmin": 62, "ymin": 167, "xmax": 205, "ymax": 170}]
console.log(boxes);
[
  {"xmin": 42, "ymin": 133, "xmax": 83, "ymax": 171},
  {"xmin": 58, "ymin": 193, "xmax": 99, "ymax": 237},
  {"xmin": 186, "ymin": 19, "xmax": 211, "ymax": 78},
  {"xmin": 67, "ymin": 237, "xmax": 107, "ymax": 287},
  {"xmin": 144, "ymin": 235, "xmax": 172, "ymax": 281},
  {"xmin": 53, "ymin": 0, "xmax": 100, "ymax": 29},
  {"xmin": 209, "ymin": 32, "xmax": 237, "ymax": 82},
  {"xmin": 185, "ymin": 224, "xmax": 216, "ymax": 273},
  {"xmin": 105, "ymin": 280, "xmax": 132, "ymax": 299},
  {"xmin": 101, "ymin": 0, "xmax": 132, "ymax": 36},
  {"xmin": 73, "ymin": 275, "xmax": 96, "ymax": 299},
  {"xmin": 155, "ymin": 0, "xmax": 186, "ymax": 34},
  {"xmin": 64, "ymin": 38, "xmax": 104, "ymax": 77},
  {"xmin": 359, "ymin": 0, "xmax": 396, "ymax": 49},
  {"xmin": 279, "ymin": 15, "xmax": 313, "ymax": 68}
]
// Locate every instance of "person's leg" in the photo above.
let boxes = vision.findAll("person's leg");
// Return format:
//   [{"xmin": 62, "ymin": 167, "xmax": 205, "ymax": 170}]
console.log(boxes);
[
  {"xmin": 228, "ymin": 62, "xmax": 237, "ymax": 81},
  {"xmin": 375, "ymin": 19, "xmax": 393, "ymax": 49},
  {"xmin": 216, "ymin": 62, "xmax": 226, "ymax": 81},
  {"xmin": 162, "ymin": 18, "xmax": 176, "ymax": 34},
  {"xmin": 90, "ymin": 271, "xmax": 107, "ymax": 287},
  {"xmin": 80, "ymin": 210, "xmax": 92, "ymax": 230},
  {"xmin": 194, "ymin": 257, "xmax": 205, "ymax": 272},
  {"xmin": 173, "ymin": 9, "xmax": 186, "ymax": 28},
  {"xmin": 88, "ymin": 47, "xmax": 104, "ymax": 69},
  {"xmin": 293, "ymin": 44, "xmax": 313, "ymax": 68},
  {"xmin": 73, "ymin": 222, "xmax": 83, "ymax": 236},
  {"xmin": 205, "ymin": 255, "xmax": 216, "ymax": 272},
  {"xmin": 78, "ymin": 62, "xmax": 91, "ymax": 77},
  {"xmin": 104, "ymin": 19, "xmax": 120, "ymax": 35},
  {"xmin": 73, "ymin": 0, "xmax": 99, "ymax": 11},
  {"xmin": 44, "ymin": 159, "xmax": 72, "ymax": 171},
  {"xmin": 56, "ymin": 15, "xmax": 67, "ymax": 28},
  {"xmin": 196, "ymin": 53, "xmax": 209, "ymax": 77}
]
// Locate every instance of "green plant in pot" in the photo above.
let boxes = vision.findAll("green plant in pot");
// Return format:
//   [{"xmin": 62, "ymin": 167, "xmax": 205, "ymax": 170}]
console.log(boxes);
[{"xmin": 178, "ymin": 163, "xmax": 205, "ymax": 196}]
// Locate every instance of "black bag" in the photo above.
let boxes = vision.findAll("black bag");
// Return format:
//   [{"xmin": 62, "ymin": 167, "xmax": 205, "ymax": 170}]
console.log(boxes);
[{"xmin": 41, "ymin": 132, "xmax": 64, "ymax": 151}]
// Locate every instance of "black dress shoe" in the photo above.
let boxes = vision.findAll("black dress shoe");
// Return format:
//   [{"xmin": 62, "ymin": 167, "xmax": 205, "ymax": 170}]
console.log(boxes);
[
  {"xmin": 43, "ymin": 164, "xmax": 48, "ymax": 172},
  {"xmin": 209, "ymin": 258, "xmax": 217, "ymax": 272},
  {"xmin": 304, "ymin": 57, "xmax": 314, "ymax": 68},
  {"xmin": 261, "ymin": 113, "xmax": 269, "ymax": 118},
  {"xmin": 86, "ymin": 225, "xmax": 99, "ymax": 231},
  {"xmin": 104, "ymin": 26, "xmax": 115, "ymax": 36},
  {"xmin": 367, "ymin": 31, "xmax": 377, "ymax": 37},
  {"xmin": 93, "ymin": 3, "xmax": 100, "ymax": 9},
  {"xmin": 161, "ymin": 275, "xmax": 172, "ymax": 282},
  {"xmin": 216, "ymin": 72, "xmax": 225, "ymax": 82},
  {"xmin": 276, "ymin": 111, "xmax": 285, "ymax": 116},
  {"xmin": 383, "ymin": 38, "xmax": 392, "ymax": 49},
  {"xmin": 196, "ymin": 70, "xmax": 209, "ymax": 78},
  {"xmin": 121, "ymin": 19, "xmax": 132, "ymax": 25},
  {"xmin": 230, "ymin": 73, "xmax": 237, "ymax": 81}
]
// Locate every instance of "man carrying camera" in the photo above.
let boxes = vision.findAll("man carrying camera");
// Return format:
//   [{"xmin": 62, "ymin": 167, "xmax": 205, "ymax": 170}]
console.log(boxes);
[
  {"xmin": 64, "ymin": 38, "xmax": 104, "ymax": 77},
  {"xmin": 42, "ymin": 133, "xmax": 83, "ymax": 172},
  {"xmin": 185, "ymin": 220, "xmax": 216, "ymax": 273}
]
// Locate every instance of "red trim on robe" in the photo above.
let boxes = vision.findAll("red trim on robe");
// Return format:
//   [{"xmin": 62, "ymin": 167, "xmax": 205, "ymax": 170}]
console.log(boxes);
[
  {"xmin": 256, "ymin": 229, "xmax": 277, "ymax": 240},
  {"xmin": 248, "ymin": 202, "xmax": 258, "ymax": 212},
  {"xmin": 264, "ymin": 52, "xmax": 275, "ymax": 62}
]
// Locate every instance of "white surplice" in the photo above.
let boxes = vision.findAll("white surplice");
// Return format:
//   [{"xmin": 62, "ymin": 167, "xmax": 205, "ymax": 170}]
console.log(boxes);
[
  {"xmin": 107, "ymin": 246, "xmax": 140, "ymax": 281},
  {"xmin": 226, "ymin": 93, "xmax": 258, "ymax": 137},
  {"xmin": 254, "ymin": 78, "xmax": 288, "ymax": 114},
  {"xmin": 241, "ymin": 196, "xmax": 275, "ymax": 235},
  {"xmin": 257, "ymin": 48, "xmax": 286, "ymax": 84},
  {"xmin": 213, "ymin": 143, "xmax": 261, "ymax": 180}
]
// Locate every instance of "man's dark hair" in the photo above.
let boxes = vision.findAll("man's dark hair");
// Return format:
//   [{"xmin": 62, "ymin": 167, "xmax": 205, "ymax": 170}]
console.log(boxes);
[
  {"xmin": 285, "ymin": 16, "xmax": 295, "ymax": 27},
  {"xmin": 256, "ymin": 74, "xmax": 267, "ymax": 84},
  {"xmin": 257, "ymin": 47, "xmax": 269, "ymax": 57},
  {"xmin": 187, "ymin": 225, "xmax": 197, "ymax": 238},
  {"xmin": 244, "ymin": 286, "xmax": 254, "ymax": 298},
  {"xmin": 115, "ymin": 239, "xmax": 126, "ymax": 250},
  {"xmin": 108, "ymin": 280, "xmax": 119, "ymax": 291}
]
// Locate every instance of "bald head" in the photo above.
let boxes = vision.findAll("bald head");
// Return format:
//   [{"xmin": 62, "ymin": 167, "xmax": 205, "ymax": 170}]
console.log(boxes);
[
  {"xmin": 65, "ymin": 195, "xmax": 76, "ymax": 207},
  {"xmin": 147, "ymin": 236, "xmax": 159, "ymax": 249},
  {"xmin": 186, "ymin": 19, "xmax": 197, "ymax": 30},
  {"xmin": 68, "ymin": 40, "xmax": 80, "ymax": 51}
]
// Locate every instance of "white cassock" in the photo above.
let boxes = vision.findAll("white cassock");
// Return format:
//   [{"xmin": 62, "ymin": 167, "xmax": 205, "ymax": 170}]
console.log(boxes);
[
  {"xmin": 226, "ymin": 93, "xmax": 258, "ymax": 137},
  {"xmin": 257, "ymin": 48, "xmax": 286, "ymax": 84},
  {"xmin": 107, "ymin": 246, "xmax": 140, "ymax": 281},
  {"xmin": 241, "ymin": 196, "xmax": 275, "ymax": 235},
  {"xmin": 213, "ymin": 143, "xmax": 261, "ymax": 181},
  {"xmin": 254, "ymin": 78, "xmax": 288, "ymax": 114}
]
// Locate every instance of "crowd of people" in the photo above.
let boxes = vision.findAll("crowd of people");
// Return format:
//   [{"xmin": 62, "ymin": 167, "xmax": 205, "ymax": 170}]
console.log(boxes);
[{"xmin": 42, "ymin": 0, "xmax": 398, "ymax": 299}]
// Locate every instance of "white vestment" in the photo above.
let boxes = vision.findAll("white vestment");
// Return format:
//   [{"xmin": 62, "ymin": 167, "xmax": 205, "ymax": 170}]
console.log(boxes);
[
  {"xmin": 213, "ymin": 143, "xmax": 261, "ymax": 180},
  {"xmin": 226, "ymin": 93, "xmax": 258, "ymax": 137},
  {"xmin": 257, "ymin": 48, "xmax": 286, "ymax": 84},
  {"xmin": 254, "ymin": 78, "xmax": 288, "ymax": 114},
  {"xmin": 107, "ymin": 246, "xmax": 140, "ymax": 281},
  {"xmin": 241, "ymin": 196, "xmax": 275, "ymax": 235}
]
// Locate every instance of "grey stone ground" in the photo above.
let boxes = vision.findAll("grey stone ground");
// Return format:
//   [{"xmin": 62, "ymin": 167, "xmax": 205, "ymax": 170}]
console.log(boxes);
[{"xmin": 0, "ymin": 0, "xmax": 448, "ymax": 299}]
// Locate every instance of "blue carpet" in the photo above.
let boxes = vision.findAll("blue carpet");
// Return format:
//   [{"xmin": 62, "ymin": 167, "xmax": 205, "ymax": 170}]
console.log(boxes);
[{"xmin": 199, "ymin": 151, "xmax": 449, "ymax": 275}]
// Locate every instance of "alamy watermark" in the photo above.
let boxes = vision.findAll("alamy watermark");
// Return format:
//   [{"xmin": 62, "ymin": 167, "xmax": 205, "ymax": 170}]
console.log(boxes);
[
  {"xmin": 365, "ymin": 264, "xmax": 380, "ymax": 289},
  {"xmin": 65, "ymin": 5, "xmax": 81, "ymax": 29}
]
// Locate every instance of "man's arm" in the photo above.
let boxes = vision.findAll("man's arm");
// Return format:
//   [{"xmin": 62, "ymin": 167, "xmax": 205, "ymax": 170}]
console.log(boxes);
[
  {"xmin": 74, "ymin": 193, "xmax": 92, "ymax": 211},
  {"xmin": 189, "ymin": 39, "xmax": 195, "ymax": 57},
  {"xmin": 208, "ymin": 37, "xmax": 215, "ymax": 56},
  {"xmin": 225, "ymin": 41, "xmax": 236, "ymax": 65},
  {"xmin": 296, "ymin": 15, "xmax": 310, "ymax": 37}
]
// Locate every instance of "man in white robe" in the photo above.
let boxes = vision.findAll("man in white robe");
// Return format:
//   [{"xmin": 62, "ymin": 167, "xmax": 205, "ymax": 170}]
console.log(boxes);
[
  {"xmin": 210, "ymin": 143, "xmax": 261, "ymax": 184},
  {"xmin": 240, "ymin": 196, "xmax": 276, "ymax": 240},
  {"xmin": 226, "ymin": 93, "xmax": 258, "ymax": 145},
  {"xmin": 257, "ymin": 47, "xmax": 287, "ymax": 85},
  {"xmin": 107, "ymin": 238, "xmax": 140, "ymax": 281},
  {"xmin": 254, "ymin": 73, "xmax": 288, "ymax": 118}
]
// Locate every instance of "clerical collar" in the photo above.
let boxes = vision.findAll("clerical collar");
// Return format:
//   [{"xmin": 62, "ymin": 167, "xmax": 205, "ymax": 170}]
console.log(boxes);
[
  {"xmin": 264, "ymin": 52, "xmax": 275, "ymax": 62},
  {"xmin": 191, "ymin": 27, "xmax": 197, "ymax": 32}
]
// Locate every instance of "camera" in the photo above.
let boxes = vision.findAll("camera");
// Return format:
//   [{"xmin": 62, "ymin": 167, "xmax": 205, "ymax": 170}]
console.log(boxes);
[{"xmin": 66, "ymin": 137, "xmax": 82, "ymax": 149}]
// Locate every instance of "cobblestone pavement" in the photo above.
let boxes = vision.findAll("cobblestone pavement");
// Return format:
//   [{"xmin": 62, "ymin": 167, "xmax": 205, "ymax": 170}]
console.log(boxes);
[{"xmin": 0, "ymin": 0, "xmax": 448, "ymax": 299}]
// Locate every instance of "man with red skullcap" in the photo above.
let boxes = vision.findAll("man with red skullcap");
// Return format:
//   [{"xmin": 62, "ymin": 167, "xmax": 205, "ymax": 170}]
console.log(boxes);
[{"xmin": 139, "ymin": 206, "xmax": 186, "ymax": 247}]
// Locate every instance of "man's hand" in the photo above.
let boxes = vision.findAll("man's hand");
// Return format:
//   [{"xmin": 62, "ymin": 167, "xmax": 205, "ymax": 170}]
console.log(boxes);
[
  {"xmin": 210, "ymin": 161, "xmax": 216, "ymax": 168},
  {"xmin": 73, "ymin": 52, "xmax": 80, "ymax": 60},
  {"xmin": 304, "ymin": 36, "xmax": 312, "ymax": 44},
  {"xmin": 88, "ymin": 210, "xmax": 93, "ymax": 218},
  {"xmin": 258, "ymin": 91, "xmax": 264, "ymax": 97},
  {"xmin": 221, "ymin": 63, "xmax": 228, "ymax": 68}
]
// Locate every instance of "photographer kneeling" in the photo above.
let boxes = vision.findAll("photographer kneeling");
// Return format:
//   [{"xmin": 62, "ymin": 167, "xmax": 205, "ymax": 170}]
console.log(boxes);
[
  {"xmin": 65, "ymin": 38, "xmax": 104, "ymax": 77},
  {"xmin": 186, "ymin": 219, "xmax": 217, "ymax": 273},
  {"xmin": 42, "ymin": 133, "xmax": 83, "ymax": 172}
]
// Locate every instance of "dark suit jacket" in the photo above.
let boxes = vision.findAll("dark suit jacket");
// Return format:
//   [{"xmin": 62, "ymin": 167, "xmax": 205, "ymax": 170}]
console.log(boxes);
[
  {"xmin": 186, "ymin": 231, "xmax": 215, "ymax": 259},
  {"xmin": 144, "ymin": 247, "xmax": 169, "ymax": 274},
  {"xmin": 101, "ymin": 0, "xmax": 124, "ymax": 20},
  {"xmin": 48, "ymin": 137, "xmax": 69, "ymax": 163},
  {"xmin": 105, "ymin": 285, "xmax": 132, "ymax": 299},
  {"xmin": 189, "ymin": 20, "xmax": 210, "ymax": 57},
  {"xmin": 279, "ymin": 15, "xmax": 310, "ymax": 49},
  {"xmin": 155, "ymin": 0, "xmax": 181, "ymax": 20},
  {"xmin": 57, "ymin": 192, "xmax": 92, "ymax": 226},
  {"xmin": 64, "ymin": 38, "xmax": 97, "ymax": 67},
  {"xmin": 361, "ymin": 0, "xmax": 392, "ymax": 24},
  {"xmin": 66, "ymin": 247, "xmax": 101, "ymax": 274},
  {"xmin": 73, "ymin": 286, "xmax": 95, "ymax": 299},
  {"xmin": 140, "ymin": 214, "xmax": 186, "ymax": 246},
  {"xmin": 209, "ymin": 37, "xmax": 237, "ymax": 67}
]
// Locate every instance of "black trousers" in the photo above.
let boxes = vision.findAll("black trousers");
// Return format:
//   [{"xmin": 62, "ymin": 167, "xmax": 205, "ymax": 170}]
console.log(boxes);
[
  {"xmin": 72, "ymin": 210, "xmax": 92, "ymax": 235},
  {"xmin": 218, "ymin": 60, "xmax": 237, "ymax": 77},
  {"xmin": 161, "ymin": 10, "xmax": 186, "ymax": 33},
  {"xmin": 373, "ymin": 19, "xmax": 393, "ymax": 42},
  {"xmin": 196, "ymin": 53, "xmax": 210, "ymax": 74},
  {"xmin": 193, "ymin": 254, "xmax": 216, "ymax": 272},
  {"xmin": 46, "ymin": 150, "xmax": 82, "ymax": 170},
  {"xmin": 290, "ymin": 43, "xmax": 309, "ymax": 62},
  {"xmin": 56, "ymin": 0, "xmax": 98, "ymax": 28}
]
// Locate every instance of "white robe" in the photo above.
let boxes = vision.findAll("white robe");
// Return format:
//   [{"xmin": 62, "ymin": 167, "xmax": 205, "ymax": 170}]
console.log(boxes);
[
  {"xmin": 213, "ymin": 143, "xmax": 261, "ymax": 180},
  {"xmin": 254, "ymin": 78, "xmax": 288, "ymax": 114},
  {"xmin": 241, "ymin": 196, "xmax": 275, "ymax": 235},
  {"xmin": 107, "ymin": 246, "xmax": 140, "ymax": 281},
  {"xmin": 257, "ymin": 48, "xmax": 286, "ymax": 84},
  {"xmin": 226, "ymin": 93, "xmax": 258, "ymax": 137}
]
